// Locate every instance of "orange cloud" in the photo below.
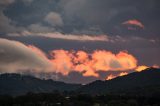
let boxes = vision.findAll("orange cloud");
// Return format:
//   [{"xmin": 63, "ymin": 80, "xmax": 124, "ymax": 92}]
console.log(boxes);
[
  {"xmin": 106, "ymin": 74, "xmax": 116, "ymax": 80},
  {"xmin": 50, "ymin": 50, "xmax": 74, "ymax": 75},
  {"xmin": 152, "ymin": 65, "xmax": 159, "ymax": 68},
  {"xmin": 122, "ymin": 19, "xmax": 144, "ymax": 29},
  {"xmin": 136, "ymin": 65, "xmax": 149, "ymax": 72},
  {"xmin": 50, "ymin": 50, "xmax": 137, "ymax": 77},
  {"xmin": 136, "ymin": 65, "xmax": 159, "ymax": 72},
  {"xmin": 105, "ymin": 72, "xmax": 128, "ymax": 80},
  {"xmin": 119, "ymin": 72, "xmax": 128, "ymax": 76},
  {"xmin": 0, "ymin": 38, "xmax": 138, "ymax": 78},
  {"xmin": 28, "ymin": 45, "xmax": 47, "ymax": 59}
]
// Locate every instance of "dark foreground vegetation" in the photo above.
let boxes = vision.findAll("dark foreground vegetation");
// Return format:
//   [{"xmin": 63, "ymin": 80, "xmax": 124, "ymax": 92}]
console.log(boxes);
[{"xmin": 0, "ymin": 92, "xmax": 160, "ymax": 106}]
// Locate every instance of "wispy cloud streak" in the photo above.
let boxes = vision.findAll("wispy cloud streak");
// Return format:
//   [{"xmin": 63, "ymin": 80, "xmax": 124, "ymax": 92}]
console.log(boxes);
[{"xmin": 8, "ymin": 31, "xmax": 109, "ymax": 42}]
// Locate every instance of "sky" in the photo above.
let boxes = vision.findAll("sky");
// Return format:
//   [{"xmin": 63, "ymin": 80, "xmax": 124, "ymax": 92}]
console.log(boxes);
[{"xmin": 0, "ymin": 0, "xmax": 160, "ymax": 84}]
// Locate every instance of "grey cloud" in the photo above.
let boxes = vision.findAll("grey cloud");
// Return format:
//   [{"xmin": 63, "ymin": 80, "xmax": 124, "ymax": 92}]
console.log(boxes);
[
  {"xmin": 0, "ymin": 9, "xmax": 24, "ymax": 33},
  {"xmin": 0, "ymin": 38, "xmax": 52, "ymax": 73},
  {"xmin": 59, "ymin": 0, "xmax": 160, "ymax": 37},
  {"xmin": 28, "ymin": 23, "xmax": 55, "ymax": 33},
  {"xmin": 0, "ymin": 0, "xmax": 15, "ymax": 5},
  {"xmin": 0, "ymin": 0, "xmax": 33, "ymax": 5},
  {"xmin": 7, "ymin": 31, "xmax": 109, "ymax": 42},
  {"xmin": 44, "ymin": 12, "xmax": 64, "ymax": 27},
  {"xmin": 0, "ymin": 1, "xmax": 25, "ymax": 34},
  {"xmin": 1, "ymin": 0, "xmax": 160, "ymax": 38},
  {"xmin": 22, "ymin": 0, "xmax": 34, "ymax": 3}
]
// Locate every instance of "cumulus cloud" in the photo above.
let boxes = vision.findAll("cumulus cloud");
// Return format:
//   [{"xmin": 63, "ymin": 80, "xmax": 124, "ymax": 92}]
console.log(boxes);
[
  {"xmin": 49, "ymin": 50, "xmax": 137, "ymax": 77},
  {"xmin": 44, "ymin": 12, "xmax": 64, "ymax": 27},
  {"xmin": 0, "ymin": 38, "xmax": 52, "ymax": 73},
  {"xmin": 0, "ymin": 38, "xmax": 138, "ymax": 78}
]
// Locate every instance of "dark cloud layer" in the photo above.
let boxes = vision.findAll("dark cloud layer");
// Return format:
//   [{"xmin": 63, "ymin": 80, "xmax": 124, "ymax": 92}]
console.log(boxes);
[{"xmin": 0, "ymin": 0, "xmax": 159, "ymax": 37}]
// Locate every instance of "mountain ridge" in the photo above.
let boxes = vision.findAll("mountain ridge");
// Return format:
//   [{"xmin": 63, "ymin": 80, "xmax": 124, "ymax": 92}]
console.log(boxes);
[
  {"xmin": 0, "ymin": 73, "xmax": 81, "ymax": 96},
  {"xmin": 0, "ymin": 68, "xmax": 160, "ymax": 96},
  {"xmin": 78, "ymin": 68, "xmax": 160, "ymax": 96}
]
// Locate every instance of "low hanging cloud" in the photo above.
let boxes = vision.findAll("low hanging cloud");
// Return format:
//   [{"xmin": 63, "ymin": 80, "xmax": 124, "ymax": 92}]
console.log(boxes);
[
  {"xmin": 105, "ymin": 64, "xmax": 159, "ymax": 80},
  {"xmin": 0, "ymin": 38, "xmax": 53, "ymax": 73},
  {"xmin": 136, "ymin": 65, "xmax": 159, "ymax": 72},
  {"xmin": 135, "ymin": 65, "xmax": 149, "ymax": 72},
  {"xmin": 0, "ymin": 38, "xmax": 138, "ymax": 77},
  {"xmin": 105, "ymin": 72, "xmax": 128, "ymax": 80}
]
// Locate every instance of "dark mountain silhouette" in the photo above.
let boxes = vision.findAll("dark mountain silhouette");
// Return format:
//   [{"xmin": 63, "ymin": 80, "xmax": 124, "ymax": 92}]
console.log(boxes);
[
  {"xmin": 0, "ymin": 68, "xmax": 160, "ymax": 96},
  {"xmin": 0, "ymin": 73, "xmax": 81, "ymax": 96},
  {"xmin": 78, "ymin": 68, "xmax": 160, "ymax": 96}
]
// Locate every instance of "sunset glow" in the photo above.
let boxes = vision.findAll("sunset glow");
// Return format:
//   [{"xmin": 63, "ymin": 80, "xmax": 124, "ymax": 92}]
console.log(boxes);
[
  {"xmin": 26, "ymin": 45, "xmax": 138, "ymax": 77},
  {"xmin": 50, "ymin": 50, "xmax": 137, "ymax": 77},
  {"xmin": 0, "ymin": 0, "xmax": 159, "ymax": 84},
  {"xmin": 136, "ymin": 65, "xmax": 149, "ymax": 72}
]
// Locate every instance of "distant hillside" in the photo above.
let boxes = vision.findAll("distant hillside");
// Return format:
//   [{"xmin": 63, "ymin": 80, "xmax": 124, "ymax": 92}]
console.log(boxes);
[
  {"xmin": 1, "ymin": 68, "xmax": 160, "ymax": 96},
  {"xmin": 0, "ymin": 73, "xmax": 81, "ymax": 96},
  {"xmin": 79, "ymin": 68, "xmax": 160, "ymax": 96}
]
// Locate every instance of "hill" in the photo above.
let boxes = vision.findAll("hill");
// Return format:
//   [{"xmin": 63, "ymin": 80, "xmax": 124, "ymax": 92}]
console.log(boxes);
[
  {"xmin": 1, "ymin": 68, "xmax": 160, "ymax": 96},
  {"xmin": 0, "ymin": 73, "xmax": 81, "ymax": 96},
  {"xmin": 79, "ymin": 68, "xmax": 160, "ymax": 96}
]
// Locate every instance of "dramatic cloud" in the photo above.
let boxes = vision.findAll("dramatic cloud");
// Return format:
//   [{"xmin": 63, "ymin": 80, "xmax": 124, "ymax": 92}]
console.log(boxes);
[
  {"xmin": 0, "ymin": 38, "xmax": 52, "ymax": 73},
  {"xmin": 45, "ymin": 12, "xmax": 64, "ymax": 27},
  {"xmin": 0, "ymin": 38, "xmax": 138, "ymax": 78},
  {"xmin": 50, "ymin": 50, "xmax": 137, "ymax": 77}
]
